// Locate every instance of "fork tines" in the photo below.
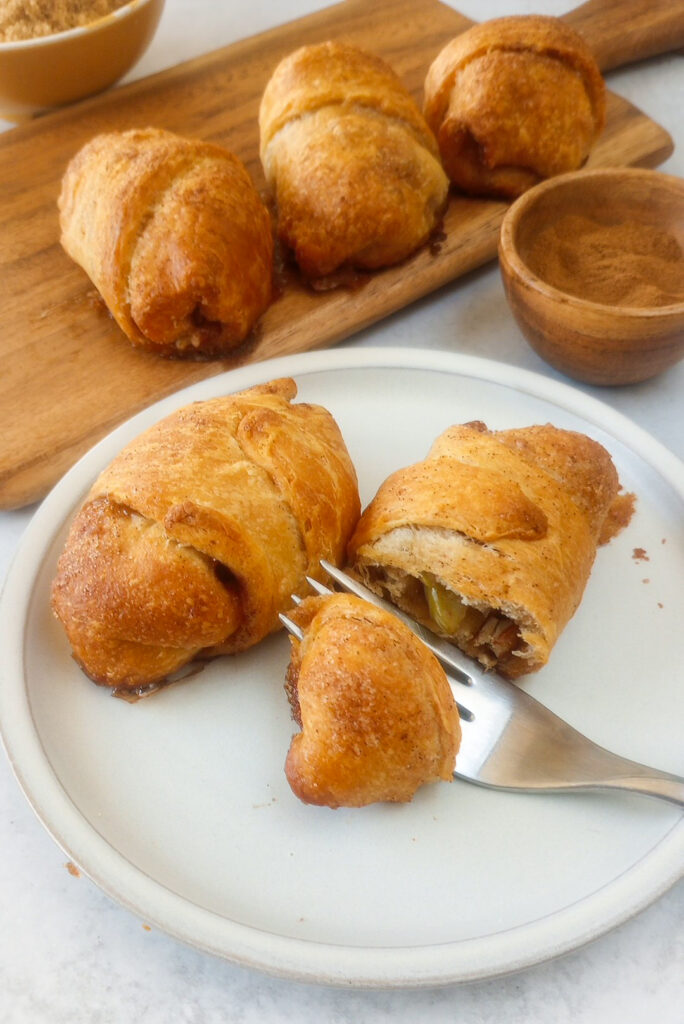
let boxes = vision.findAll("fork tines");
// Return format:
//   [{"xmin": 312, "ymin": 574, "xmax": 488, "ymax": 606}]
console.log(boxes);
[
  {"xmin": 304, "ymin": 575, "xmax": 334, "ymax": 597},
  {"xmin": 316, "ymin": 561, "xmax": 475, "ymax": 688},
  {"xmin": 280, "ymin": 561, "xmax": 477, "ymax": 723},
  {"xmin": 285, "ymin": 560, "xmax": 475, "ymax": 694},
  {"xmin": 278, "ymin": 612, "xmax": 304, "ymax": 641}
]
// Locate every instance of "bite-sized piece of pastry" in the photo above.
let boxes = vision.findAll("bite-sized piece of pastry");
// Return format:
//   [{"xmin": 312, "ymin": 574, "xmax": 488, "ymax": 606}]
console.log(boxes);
[
  {"xmin": 424, "ymin": 16, "xmax": 606, "ymax": 198},
  {"xmin": 349, "ymin": 421, "xmax": 625, "ymax": 679},
  {"xmin": 283, "ymin": 593, "xmax": 460, "ymax": 808},
  {"xmin": 259, "ymin": 41, "xmax": 449, "ymax": 281},
  {"xmin": 51, "ymin": 379, "xmax": 361, "ymax": 691},
  {"xmin": 59, "ymin": 127, "xmax": 273, "ymax": 358}
]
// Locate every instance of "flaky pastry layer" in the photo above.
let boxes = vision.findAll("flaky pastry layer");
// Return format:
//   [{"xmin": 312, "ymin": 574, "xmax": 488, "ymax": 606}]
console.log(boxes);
[
  {"xmin": 259, "ymin": 41, "xmax": 449, "ymax": 279},
  {"xmin": 59, "ymin": 128, "xmax": 273, "ymax": 357},
  {"xmin": 349, "ymin": 421, "xmax": 625, "ymax": 679},
  {"xmin": 284, "ymin": 593, "xmax": 460, "ymax": 807},
  {"xmin": 51, "ymin": 379, "xmax": 360, "ymax": 690},
  {"xmin": 424, "ymin": 15, "xmax": 606, "ymax": 198}
]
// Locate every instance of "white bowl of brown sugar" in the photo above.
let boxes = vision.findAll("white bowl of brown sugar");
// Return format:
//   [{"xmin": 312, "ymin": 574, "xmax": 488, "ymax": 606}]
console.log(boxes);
[
  {"xmin": 0, "ymin": 0, "xmax": 165, "ymax": 118},
  {"xmin": 498, "ymin": 167, "xmax": 684, "ymax": 386}
]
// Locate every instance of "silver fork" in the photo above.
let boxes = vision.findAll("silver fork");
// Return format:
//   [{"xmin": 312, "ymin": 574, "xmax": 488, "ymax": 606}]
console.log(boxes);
[{"xmin": 279, "ymin": 560, "xmax": 684, "ymax": 807}]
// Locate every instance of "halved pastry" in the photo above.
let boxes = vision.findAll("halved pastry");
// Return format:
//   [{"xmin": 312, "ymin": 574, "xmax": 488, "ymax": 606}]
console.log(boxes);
[
  {"xmin": 59, "ymin": 127, "xmax": 273, "ymax": 357},
  {"xmin": 423, "ymin": 15, "xmax": 605, "ymax": 198},
  {"xmin": 51, "ymin": 379, "xmax": 360, "ymax": 691},
  {"xmin": 348, "ymin": 421, "xmax": 625, "ymax": 679},
  {"xmin": 259, "ymin": 41, "xmax": 449, "ymax": 281},
  {"xmin": 283, "ymin": 593, "xmax": 460, "ymax": 807}
]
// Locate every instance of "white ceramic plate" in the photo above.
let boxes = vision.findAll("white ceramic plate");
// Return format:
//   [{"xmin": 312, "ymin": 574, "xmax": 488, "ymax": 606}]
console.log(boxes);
[{"xmin": 1, "ymin": 348, "xmax": 683, "ymax": 987}]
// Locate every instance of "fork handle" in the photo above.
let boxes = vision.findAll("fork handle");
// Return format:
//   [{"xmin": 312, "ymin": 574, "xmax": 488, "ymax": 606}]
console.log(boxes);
[{"xmin": 594, "ymin": 772, "xmax": 684, "ymax": 807}]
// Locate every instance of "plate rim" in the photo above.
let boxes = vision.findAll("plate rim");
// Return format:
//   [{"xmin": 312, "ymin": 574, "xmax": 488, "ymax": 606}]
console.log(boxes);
[{"xmin": 1, "ymin": 346, "xmax": 683, "ymax": 987}]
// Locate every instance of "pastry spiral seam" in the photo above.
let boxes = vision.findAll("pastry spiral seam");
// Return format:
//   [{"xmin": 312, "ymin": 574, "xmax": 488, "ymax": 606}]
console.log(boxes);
[
  {"xmin": 122, "ymin": 153, "xmax": 229, "ymax": 345},
  {"xmin": 267, "ymin": 98, "xmax": 439, "ymax": 160},
  {"xmin": 227, "ymin": 417, "xmax": 310, "ymax": 574},
  {"xmin": 429, "ymin": 42, "xmax": 604, "ymax": 132}
]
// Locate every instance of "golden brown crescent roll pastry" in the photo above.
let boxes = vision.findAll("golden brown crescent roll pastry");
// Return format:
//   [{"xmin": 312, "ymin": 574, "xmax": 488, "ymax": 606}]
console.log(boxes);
[
  {"xmin": 283, "ymin": 593, "xmax": 460, "ymax": 807},
  {"xmin": 259, "ymin": 41, "xmax": 449, "ymax": 281},
  {"xmin": 58, "ymin": 127, "xmax": 273, "ymax": 358},
  {"xmin": 424, "ymin": 16, "xmax": 606, "ymax": 198},
  {"xmin": 51, "ymin": 379, "xmax": 361, "ymax": 691},
  {"xmin": 348, "ymin": 421, "xmax": 624, "ymax": 679}
]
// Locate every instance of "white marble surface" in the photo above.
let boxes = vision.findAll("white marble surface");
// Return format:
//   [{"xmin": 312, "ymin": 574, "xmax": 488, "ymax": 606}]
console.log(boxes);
[{"xmin": 1, "ymin": 0, "xmax": 682, "ymax": 1020}]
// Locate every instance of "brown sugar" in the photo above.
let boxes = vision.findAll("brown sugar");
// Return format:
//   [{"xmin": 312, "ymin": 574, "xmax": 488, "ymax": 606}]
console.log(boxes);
[
  {"xmin": 524, "ymin": 213, "xmax": 684, "ymax": 308},
  {"xmin": 0, "ymin": 0, "xmax": 130, "ymax": 41}
]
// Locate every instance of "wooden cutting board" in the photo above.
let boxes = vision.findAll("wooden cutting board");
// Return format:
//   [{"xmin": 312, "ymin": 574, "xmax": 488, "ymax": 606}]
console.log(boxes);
[{"xmin": 0, "ymin": 0, "xmax": 681, "ymax": 509}]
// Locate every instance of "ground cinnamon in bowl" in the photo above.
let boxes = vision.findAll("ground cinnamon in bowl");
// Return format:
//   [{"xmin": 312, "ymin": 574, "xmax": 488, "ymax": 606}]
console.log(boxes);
[
  {"xmin": 523, "ymin": 213, "xmax": 684, "ymax": 309},
  {"xmin": 498, "ymin": 168, "xmax": 684, "ymax": 384},
  {"xmin": 0, "ymin": 0, "xmax": 131, "ymax": 42}
]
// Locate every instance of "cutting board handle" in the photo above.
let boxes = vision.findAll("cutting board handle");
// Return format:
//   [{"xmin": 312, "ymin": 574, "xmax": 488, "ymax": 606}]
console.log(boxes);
[{"xmin": 563, "ymin": 0, "xmax": 684, "ymax": 71}]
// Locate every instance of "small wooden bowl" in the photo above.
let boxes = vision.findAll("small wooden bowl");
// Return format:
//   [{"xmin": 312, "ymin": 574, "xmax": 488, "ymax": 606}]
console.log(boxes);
[
  {"xmin": 0, "ymin": 0, "xmax": 165, "ymax": 119},
  {"xmin": 498, "ymin": 167, "xmax": 684, "ymax": 386}
]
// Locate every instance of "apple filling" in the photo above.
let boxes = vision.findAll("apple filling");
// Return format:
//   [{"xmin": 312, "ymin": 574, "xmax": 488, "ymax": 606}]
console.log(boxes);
[{"xmin": 364, "ymin": 565, "xmax": 523, "ymax": 671}]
